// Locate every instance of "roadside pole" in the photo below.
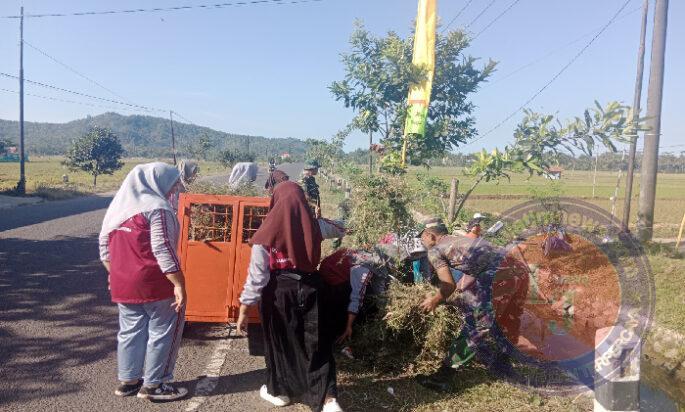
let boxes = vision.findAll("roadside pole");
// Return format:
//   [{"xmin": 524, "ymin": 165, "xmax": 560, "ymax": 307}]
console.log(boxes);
[
  {"xmin": 638, "ymin": 0, "xmax": 669, "ymax": 241},
  {"xmin": 368, "ymin": 131, "xmax": 373, "ymax": 175},
  {"xmin": 169, "ymin": 111, "xmax": 177, "ymax": 165},
  {"xmin": 623, "ymin": 0, "xmax": 649, "ymax": 232},
  {"xmin": 17, "ymin": 7, "xmax": 26, "ymax": 194}
]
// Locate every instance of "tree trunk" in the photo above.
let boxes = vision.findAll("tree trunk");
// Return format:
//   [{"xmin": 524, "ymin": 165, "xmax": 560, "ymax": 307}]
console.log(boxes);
[
  {"xmin": 93, "ymin": 173, "xmax": 98, "ymax": 188},
  {"xmin": 453, "ymin": 174, "xmax": 485, "ymax": 221}
]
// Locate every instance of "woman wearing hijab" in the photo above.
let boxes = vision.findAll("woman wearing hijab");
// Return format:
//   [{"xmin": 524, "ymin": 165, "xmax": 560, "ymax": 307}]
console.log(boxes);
[
  {"xmin": 228, "ymin": 162, "xmax": 259, "ymax": 189},
  {"xmin": 171, "ymin": 160, "xmax": 199, "ymax": 211},
  {"xmin": 98, "ymin": 162, "xmax": 188, "ymax": 401},
  {"xmin": 236, "ymin": 181, "xmax": 343, "ymax": 412}
]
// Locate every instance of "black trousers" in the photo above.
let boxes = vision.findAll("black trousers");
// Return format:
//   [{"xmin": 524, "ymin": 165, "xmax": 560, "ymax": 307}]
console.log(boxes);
[{"xmin": 260, "ymin": 273, "xmax": 337, "ymax": 412}]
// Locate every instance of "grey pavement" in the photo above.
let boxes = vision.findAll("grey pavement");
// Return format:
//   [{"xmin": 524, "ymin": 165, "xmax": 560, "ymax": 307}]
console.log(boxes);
[
  {"xmin": 0, "ymin": 194, "xmax": 43, "ymax": 210},
  {"xmin": 0, "ymin": 163, "xmax": 310, "ymax": 412}
]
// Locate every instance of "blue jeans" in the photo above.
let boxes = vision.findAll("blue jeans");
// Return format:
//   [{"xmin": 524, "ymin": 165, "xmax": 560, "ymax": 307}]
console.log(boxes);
[{"xmin": 117, "ymin": 298, "xmax": 185, "ymax": 385}]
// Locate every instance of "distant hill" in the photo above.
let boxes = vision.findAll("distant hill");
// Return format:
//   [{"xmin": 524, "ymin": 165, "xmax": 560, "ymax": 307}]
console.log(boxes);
[{"xmin": 0, "ymin": 112, "xmax": 308, "ymax": 159}]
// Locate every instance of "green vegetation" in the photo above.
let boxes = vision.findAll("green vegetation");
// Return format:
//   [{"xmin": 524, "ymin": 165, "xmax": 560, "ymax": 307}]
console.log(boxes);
[
  {"xmin": 0, "ymin": 157, "xmax": 224, "ymax": 198},
  {"xmin": 0, "ymin": 112, "xmax": 308, "ymax": 158},
  {"xmin": 63, "ymin": 127, "xmax": 124, "ymax": 187},
  {"xmin": 330, "ymin": 21, "xmax": 495, "ymax": 168}
]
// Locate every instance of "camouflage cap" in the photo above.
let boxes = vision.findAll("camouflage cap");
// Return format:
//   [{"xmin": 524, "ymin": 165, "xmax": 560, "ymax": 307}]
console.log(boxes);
[
  {"xmin": 304, "ymin": 160, "xmax": 320, "ymax": 170},
  {"xmin": 417, "ymin": 216, "xmax": 447, "ymax": 235}
]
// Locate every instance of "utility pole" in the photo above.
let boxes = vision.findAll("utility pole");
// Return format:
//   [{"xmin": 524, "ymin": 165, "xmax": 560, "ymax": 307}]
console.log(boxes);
[
  {"xmin": 368, "ymin": 131, "xmax": 373, "ymax": 175},
  {"xmin": 17, "ymin": 7, "xmax": 26, "ymax": 195},
  {"xmin": 638, "ymin": 0, "xmax": 669, "ymax": 241},
  {"xmin": 169, "ymin": 110, "xmax": 177, "ymax": 165},
  {"xmin": 623, "ymin": 0, "xmax": 649, "ymax": 232}
]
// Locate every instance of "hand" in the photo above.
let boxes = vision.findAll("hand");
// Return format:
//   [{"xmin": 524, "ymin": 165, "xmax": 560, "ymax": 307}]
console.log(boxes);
[
  {"xmin": 315, "ymin": 205, "xmax": 322, "ymax": 219},
  {"xmin": 108, "ymin": 275, "xmax": 111, "ymax": 291},
  {"xmin": 419, "ymin": 293, "xmax": 440, "ymax": 312},
  {"xmin": 336, "ymin": 325, "xmax": 353, "ymax": 344},
  {"xmin": 170, "ymin": 286, "xmax": 186, "ymax": 313},
  {"xmin": 236, "ymin": 304, "xmax": 249, "ymax": 336}
]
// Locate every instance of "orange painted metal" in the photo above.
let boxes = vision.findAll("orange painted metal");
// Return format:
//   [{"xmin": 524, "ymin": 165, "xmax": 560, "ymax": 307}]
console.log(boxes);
[{"xmin": 177, "ymin": 193, "xmax": 270, "ymax": 323}]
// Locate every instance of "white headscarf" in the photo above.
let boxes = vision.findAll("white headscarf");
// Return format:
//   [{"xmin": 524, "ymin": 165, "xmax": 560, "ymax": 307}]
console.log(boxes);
[
  {"xmin": 228, "ymin": 162, "xmax": 258, "ymax": 188},
  {"xmin": 100, "ymin": 162, "xmax": 181, "ymax": 237},
  {"xmin": 177, "ymin": 159, "xmax": 199, "ymax": 188}
]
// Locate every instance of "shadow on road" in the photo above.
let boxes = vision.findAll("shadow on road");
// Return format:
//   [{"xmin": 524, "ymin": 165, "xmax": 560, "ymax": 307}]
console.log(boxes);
[
  {"xmin": 0, "ymin": 235, "xmax": 116, "ymax": 406},
  {"xmin": 0, "ymin": 195, "xmax": 113, "ymax": 232}
]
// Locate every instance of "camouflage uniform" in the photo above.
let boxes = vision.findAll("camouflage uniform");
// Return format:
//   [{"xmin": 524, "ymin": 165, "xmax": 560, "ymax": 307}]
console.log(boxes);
[{"xmin": 300, "ymin": 174, "xmax": 320, "ymax": 215}]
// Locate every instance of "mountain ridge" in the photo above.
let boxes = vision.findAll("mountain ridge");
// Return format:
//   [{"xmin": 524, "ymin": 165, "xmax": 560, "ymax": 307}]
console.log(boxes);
[{"xmin": 0, "ymin": 112, "xmax": 308, "ymax": 158}]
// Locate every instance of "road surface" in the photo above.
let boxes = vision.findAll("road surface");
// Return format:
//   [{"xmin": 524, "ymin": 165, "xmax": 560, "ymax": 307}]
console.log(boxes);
[{"xmin": 0, "ymin": 163, "xmax": 308, "ymax": 412}]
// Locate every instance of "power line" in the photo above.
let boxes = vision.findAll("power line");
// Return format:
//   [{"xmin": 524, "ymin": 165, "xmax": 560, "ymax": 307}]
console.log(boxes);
[
  {"xmin": 471, "ymin": 0, "xmax": 523, "ymax": 41},
  {"xmin": 0, "ymin": 0, "xmax": 324, "ymax": 19},
  {"xmin": 0, "ymin": 71, "xmax": 166, "ymax": 113},
  {"xmin": 441, "ymin": 0, "xmax": 475, "ymax": 33},
  {"xmin": 171, "ymin": 111, "xmax": 197, "ymax": 125},
  {"xmin": 482, "ymin": 5, "xmax": 641, "ymax": 89},
  {"xmin": 0, "ymin": 87, "xmax": 150, "ymax": 113},
  {"xmin": 22, "ymin": 40, "xmax": 131, "ymax": 103},
  {"xmin": 465, "ymin": 0, "xmax": 497, "ymax": 29},
  {"xmin": 465, "ymin": 0, "xmax": 635, "ymax": 147}
]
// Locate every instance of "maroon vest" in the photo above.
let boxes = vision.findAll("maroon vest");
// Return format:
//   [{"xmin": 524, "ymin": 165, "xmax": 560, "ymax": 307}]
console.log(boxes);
[{"xmin": 108, "ymin": 213, "xmax": 174, "ymax": 304}]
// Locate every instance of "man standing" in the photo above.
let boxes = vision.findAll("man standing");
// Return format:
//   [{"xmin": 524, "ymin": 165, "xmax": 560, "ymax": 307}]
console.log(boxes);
[{"xmin": 301, "ymin": 160, "xmax": 321, "ymax": 218}]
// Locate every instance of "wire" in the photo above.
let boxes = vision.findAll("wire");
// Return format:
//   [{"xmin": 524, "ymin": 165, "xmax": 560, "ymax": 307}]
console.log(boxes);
[
  {"xmin": 471, "ymin": 0, "xmax": 523, "ymax": 41},
  {"xmin": 0, "ymin": 87, "xmax": 151, "ymax": 113},
  {"xmin": 22, "ymin": 40, "xmax": 131, "ymax": 103},
  {"xmin": 171, "ymin": 111, "xmax": 196, "ymax": 125},
  {"xmin": 465, "ymin": 0, "xmax": 635, "ymax": 147},
  {"xmin": 0, "ymin": 0, "xmax": 324, "ymax": 19},
  {"xmin": 0, "ymin": 72, "xmax": 166, "ymax": 113},
  {"xmin": 482, "ymin": 5, "xmax": 641, "ymax": 89},
  {"xmin": 465, "ymin": 0, "xmax": 497, "ymax": 29},
  {"xmin": 441, "ymin": 0, "xmax": 475, "ymax": 33}
]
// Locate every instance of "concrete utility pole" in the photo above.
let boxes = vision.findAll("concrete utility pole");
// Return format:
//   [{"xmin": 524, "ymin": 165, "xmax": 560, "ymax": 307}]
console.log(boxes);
[
  {"xmin": 637, "ymin": 0, "xmax": 669, "ymax": 241},
  {"xmin": 17, "ymin": 7, "xmax": 26, "ymax": 194},
  {"xmin": 622, "ymin": 0, "xmax": 649, "ymax": 232},
  {"xmin": 169, "ymin": 111, "xmax": 177, "ymax": 165}
]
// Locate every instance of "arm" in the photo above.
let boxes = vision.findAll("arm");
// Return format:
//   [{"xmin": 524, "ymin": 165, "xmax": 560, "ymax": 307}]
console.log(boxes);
[
  {"xmin": 99, "ymin": 231, "xmax": 111, "ymax": 288},
  {"xmin": 237, "ymin": 245, "xmax": 270, "ymax": 335},
  {"xmin": 420, "ymin": 248, "xmax": 457, "ymax": 312},
  {"xmin": 347, "ymin": 265, "xmax": 372, "ymax": 315},
  {"xmin": 147, "ymin": 210, "xmax": 186, "ymax": 312},
  {"xmin": 318, "ymin": 219, "xmax": 346, "ymax": 240}
]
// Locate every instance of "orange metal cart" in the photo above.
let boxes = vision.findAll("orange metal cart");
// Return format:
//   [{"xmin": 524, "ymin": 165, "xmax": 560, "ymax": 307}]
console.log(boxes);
[{"xmin": 177, "ymin": 192, "xmax": 269, "ymax": 324}]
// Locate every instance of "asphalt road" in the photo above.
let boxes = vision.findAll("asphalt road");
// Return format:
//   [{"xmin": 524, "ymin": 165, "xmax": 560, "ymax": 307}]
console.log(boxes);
[{"xmin": 0, "ymin": 162, "xmax": 309, "ymax": 412}]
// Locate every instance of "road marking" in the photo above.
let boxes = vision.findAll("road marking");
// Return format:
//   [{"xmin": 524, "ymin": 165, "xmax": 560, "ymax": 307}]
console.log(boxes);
[{"xmin": 185, "ymin": 337, "xmax": 232, "ymax": 412}]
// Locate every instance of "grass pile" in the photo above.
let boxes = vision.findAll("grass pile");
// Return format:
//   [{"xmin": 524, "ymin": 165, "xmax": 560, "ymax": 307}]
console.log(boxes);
[
  {"xmin": 187, "ymin": 181, "xmax": 261, "ymax": 197},
  {"xmin": 347, "ymin": 173, "xmax": 414, "ymax": 248},
  {"xmin": 353, "ymin": 282, "xmax": 462, "ymax": 376}
]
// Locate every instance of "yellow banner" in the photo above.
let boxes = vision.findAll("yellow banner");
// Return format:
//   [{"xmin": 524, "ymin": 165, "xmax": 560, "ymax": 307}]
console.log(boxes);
[{"xmin": 404, "ymin": 0, "xmax": 437, "ymax": 138}]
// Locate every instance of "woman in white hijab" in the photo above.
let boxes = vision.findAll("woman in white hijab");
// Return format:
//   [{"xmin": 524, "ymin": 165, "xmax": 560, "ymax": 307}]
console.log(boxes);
[
  {"xmin": 228, "ymin": 162, "xmax": 259, "ymax": 189},
  {"xmin": 98, "ymin": 162, "xmax": 188, "ymax": 402},
  {"xmin": 171, "ymin": 160, "xmax": 199, "ymax": 211}
]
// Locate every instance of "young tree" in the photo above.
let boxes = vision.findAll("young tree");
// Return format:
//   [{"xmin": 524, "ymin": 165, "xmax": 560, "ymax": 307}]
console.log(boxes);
[
  {"xmin": 64, "ymin": 127, "xmax": 124, "ymax": 187},
  {"xmin": 453, "ymin": 101, "xmax": 640, "ymax": 217},
  {"xmin": 330, "ymin": 21, "xmax": 496, "ymax": 169}
]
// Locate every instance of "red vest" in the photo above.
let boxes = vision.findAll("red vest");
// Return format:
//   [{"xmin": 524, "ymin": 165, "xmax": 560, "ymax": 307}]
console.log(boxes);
[{"xmin": 108, "ymin": 213, "xmax": 174, "ymax": 304}]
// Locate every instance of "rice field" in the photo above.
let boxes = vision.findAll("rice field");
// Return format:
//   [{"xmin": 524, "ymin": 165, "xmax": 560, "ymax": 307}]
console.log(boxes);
[{"xmin": 408, "ymin": 167, "xmax": 685, "ymax": 238}]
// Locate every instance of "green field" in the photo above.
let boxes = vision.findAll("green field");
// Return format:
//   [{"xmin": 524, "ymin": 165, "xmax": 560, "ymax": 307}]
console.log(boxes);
[
  {"xmin": 409, "ymin": 167, "xmax": 685, "ymax": 238},
  {"xmin": 0, "ymin": 157, "xmax": 226, "ymax": 198}
]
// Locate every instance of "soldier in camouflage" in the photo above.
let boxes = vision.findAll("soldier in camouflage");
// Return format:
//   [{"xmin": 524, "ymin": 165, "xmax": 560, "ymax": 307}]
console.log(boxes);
[{"xmin": 300, "ymin": 160, "xmax": 321, "ymax": 218}]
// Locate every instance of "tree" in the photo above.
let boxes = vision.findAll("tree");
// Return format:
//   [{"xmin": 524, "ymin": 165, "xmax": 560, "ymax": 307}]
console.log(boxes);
[
  {"xmin": 453, "ymin": 101, "xmax": 640, "ymax": 217},
  {"xmin": 186, "ymin": 133, "xmax": 213, "ymax": 160},
  {"xmin": 63, "ymin": 127, "xmax": 124, "ymax": 187},
  {"xmin": 219, "ymin": 149, "xmax": 255, "ymax": 169},
  {"xmin": 0, "ymin": 138, "xmax": 14, "ymax": 153},
  {"xmin": 330, "ymin": 21, "xmax": 496, "ymax": 169}
]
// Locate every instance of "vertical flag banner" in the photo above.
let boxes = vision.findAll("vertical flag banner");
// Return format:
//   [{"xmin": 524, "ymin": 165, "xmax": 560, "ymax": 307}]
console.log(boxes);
[{"xmin": 402, "ymin": 0, "xmax": 437, "ymax": 166}]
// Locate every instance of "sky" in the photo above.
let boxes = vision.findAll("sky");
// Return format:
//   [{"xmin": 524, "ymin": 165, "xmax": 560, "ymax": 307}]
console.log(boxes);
[{"xmin": 0, "ymin": 0, "xmax": 683, "ymax": 154}]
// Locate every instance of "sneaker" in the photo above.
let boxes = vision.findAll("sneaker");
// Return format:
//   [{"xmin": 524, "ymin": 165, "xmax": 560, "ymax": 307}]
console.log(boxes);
[
  {"xmin": 259, "ymin": 384, "xmax": 290, "ymax": 407},
  {"xmin": 322, "ymin": 399, "xmax": 344, "ymax": 412},
  {"xmin": 137, "ymin": 383, "xmax": 188, "ymax": 401},
  {"xmin": 114, "ymin": 380, "xmax": 143, "ymax": 397}
]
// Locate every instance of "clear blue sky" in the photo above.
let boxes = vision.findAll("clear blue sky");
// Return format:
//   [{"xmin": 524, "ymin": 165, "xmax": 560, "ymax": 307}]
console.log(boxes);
[{"xmin": 0, "ymin": 0, "xmax": 682, "ymax": 153}]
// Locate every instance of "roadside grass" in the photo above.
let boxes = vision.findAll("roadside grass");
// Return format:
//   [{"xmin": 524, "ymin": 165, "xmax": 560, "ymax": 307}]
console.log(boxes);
[
  {"xmin": 318, "ymin": 173, "xmax": 685, "ymax": 410},
  {"xmin": 0, "ymin": 156, "xmax": 225, "ymax": 199}
]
